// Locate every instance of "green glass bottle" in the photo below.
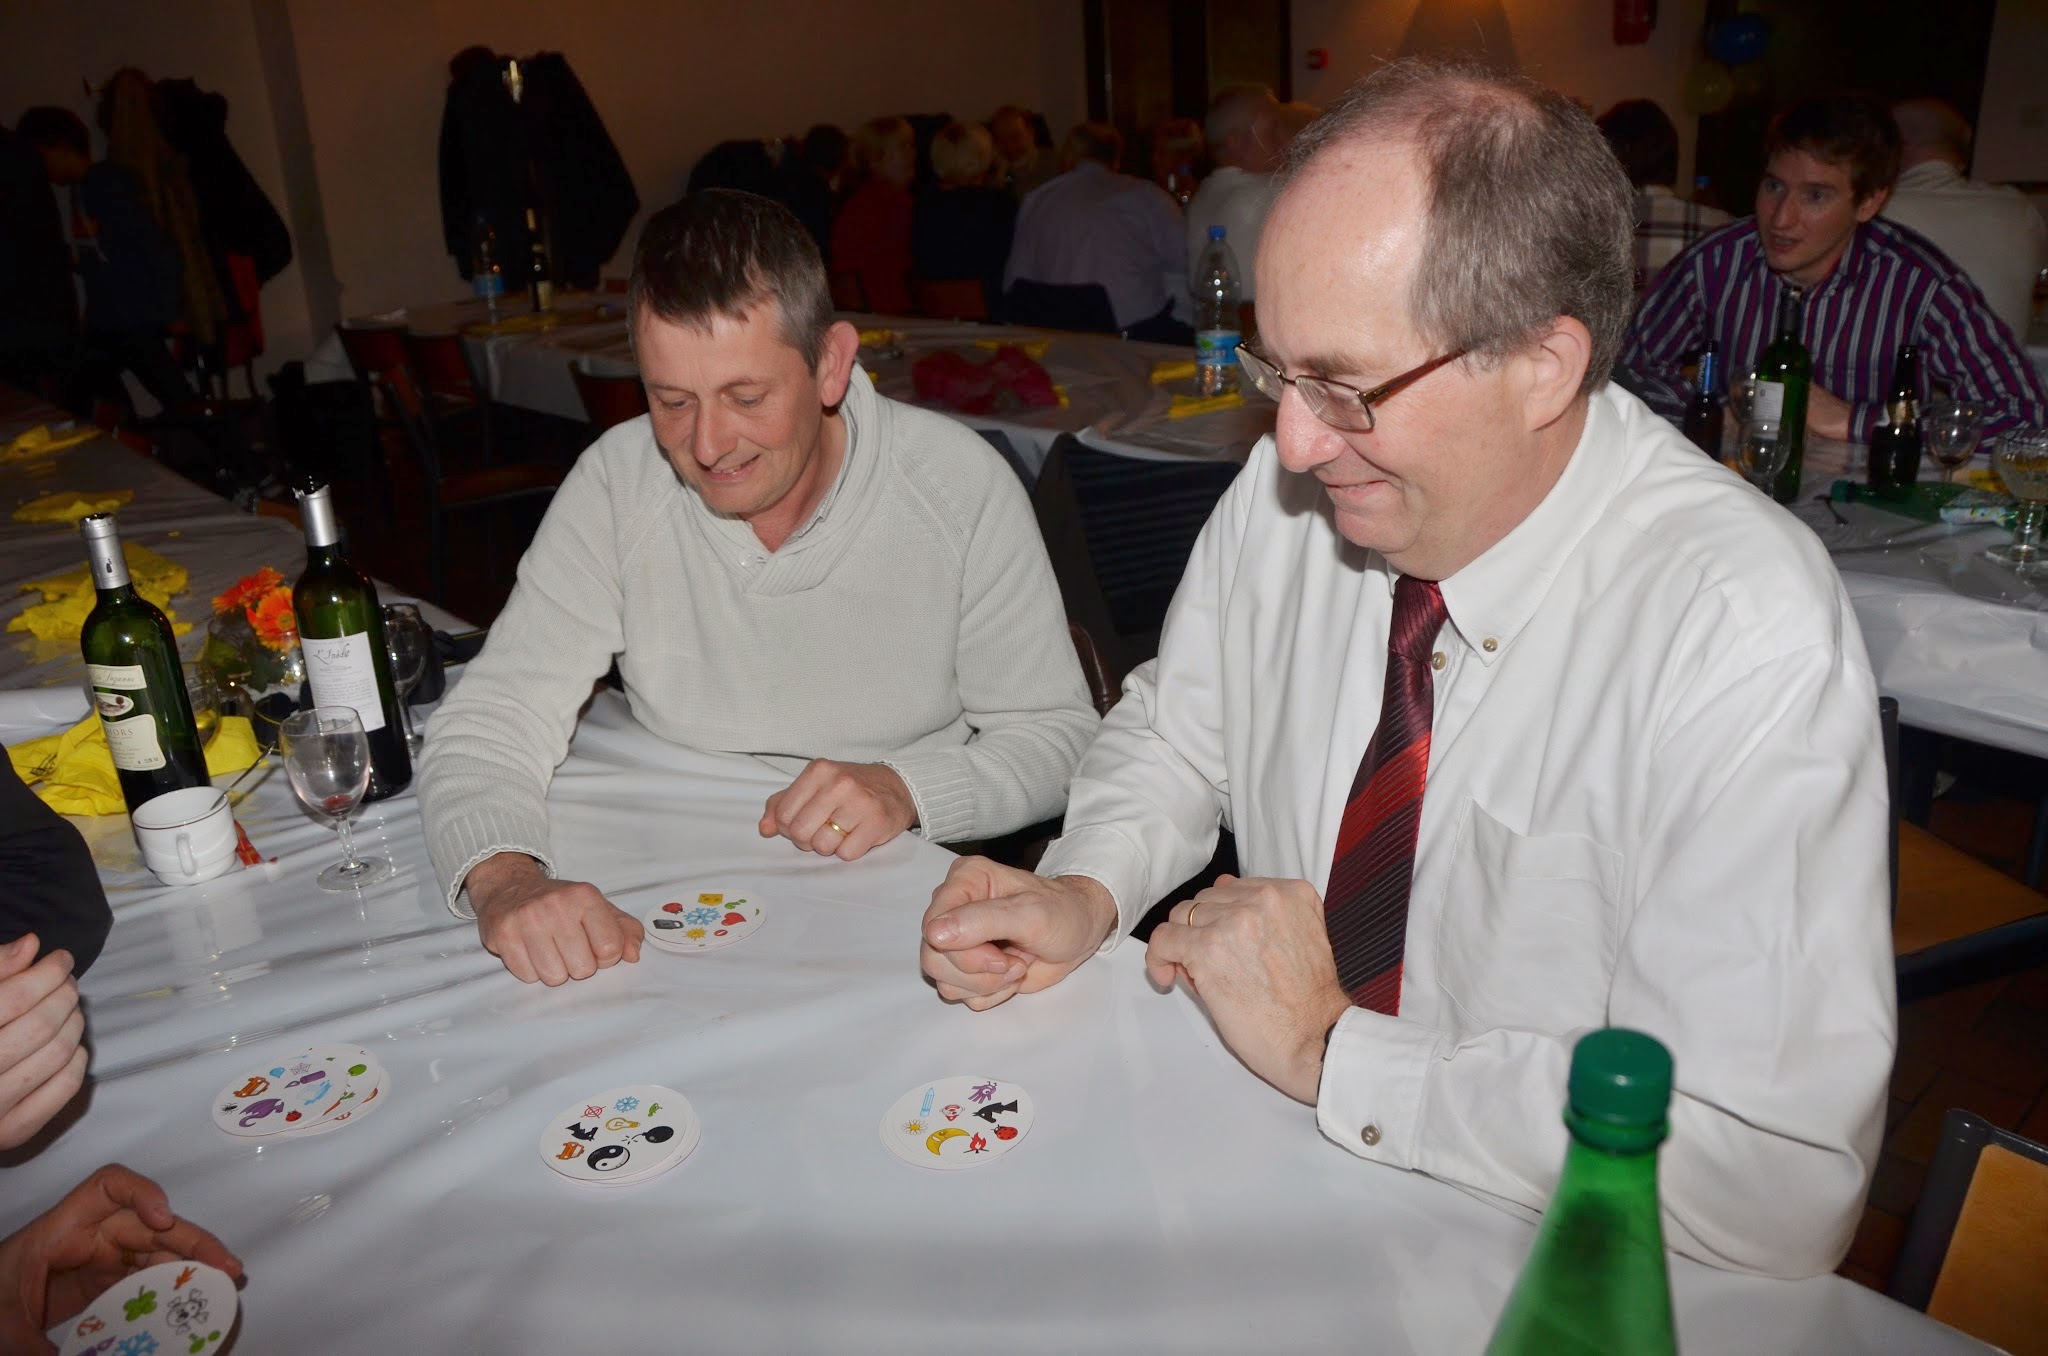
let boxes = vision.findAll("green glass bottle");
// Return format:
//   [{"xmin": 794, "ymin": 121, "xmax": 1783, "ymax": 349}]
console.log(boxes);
[
  {"xmin": 1484, "ymin": 1028, "xmax": 1678, "ymax": 1356},
  {"xmin": 1867, "ymin": 343, "xmax": 1922, "ymax": 501},
  {"xmin": 77, "ymin": 513, "xmax": 210, "ymax": 813},
  {"xmin": 292, "ymin": 484, "xmax": 412, "ymax": 801},
  {"xmin": 1751, "ymin": 285, "xmax": 1811, "ymax": 504}
]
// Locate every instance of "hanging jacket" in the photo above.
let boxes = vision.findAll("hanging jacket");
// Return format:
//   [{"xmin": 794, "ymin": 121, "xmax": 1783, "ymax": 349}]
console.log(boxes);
[
  {"xmin": 438, "ymin": 48, "xmax": 639, "ymax": 289},
  {"xmin": 153, "ymin": 78, "xmax": 293, "ymax": 285}
]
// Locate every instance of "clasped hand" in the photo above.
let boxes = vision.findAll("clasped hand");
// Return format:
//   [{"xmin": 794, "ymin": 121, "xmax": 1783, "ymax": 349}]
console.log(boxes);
[{"xmin": 0, "ymin": 934, "xmax": 87, "ymax": 1150}]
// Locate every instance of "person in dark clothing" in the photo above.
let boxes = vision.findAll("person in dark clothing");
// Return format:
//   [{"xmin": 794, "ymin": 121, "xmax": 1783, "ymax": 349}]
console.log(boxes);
[
  {"xmin": 17, "ymin": 105, "xmax": 192, "ymax": 418},
  {"xmin": 777, "ymin": 124, "xmax": 849, "ymax": 262},
  {"xmin": 1, "ymin": 772, "xmax": 113, "ymax": 976},
  {"xmin": 911, "ymin": 121, "xmax": 1015, "ymax": 317},
  {"xmin": 0, "ymin": 124, "xmax": 80, "ymax": 402}
]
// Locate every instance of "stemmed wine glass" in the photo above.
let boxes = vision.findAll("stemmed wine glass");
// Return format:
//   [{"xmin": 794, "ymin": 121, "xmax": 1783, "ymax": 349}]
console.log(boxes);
[
  {"xmin": 1922, "ymin": 400, "xmax": 1983, "ymax": 487},
  {"xmin": 280, "ymin": 707, "xmax": 394, "ymax": 891},
  {"xmin": 381, "ymin": 603, "xmax": 432, "ymax": 753},
  {"xmin": 1988, "ymin": 429, "xmax": 2048, "ymax": 570},
  {"xmin": 1732, "ymin": 417, "xmax": 1792, "ymax": 495}
]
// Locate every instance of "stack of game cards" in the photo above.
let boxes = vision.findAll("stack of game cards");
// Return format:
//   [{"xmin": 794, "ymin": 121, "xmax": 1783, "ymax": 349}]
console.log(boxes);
[
  {"xmin": 641, "ymin": 887, "xmax": 766, "ymax": 954},
  {"xmin": 539, "ymin": 1084, "xmax": 701, "ymax": 1186},
  {"xmin": 878, "ymin": 1075, "xmax": 1034, "ymax": 1170},
  {"xmin": 210, "ymin": 1043, "xmax": 387, "ymax": 1140}
]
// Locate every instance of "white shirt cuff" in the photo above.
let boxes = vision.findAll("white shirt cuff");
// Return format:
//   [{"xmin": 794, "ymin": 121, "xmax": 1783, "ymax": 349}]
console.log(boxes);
[{"xmin": 1315, "ymin": 1006, "xmax": 1444, "ymax": 1169}]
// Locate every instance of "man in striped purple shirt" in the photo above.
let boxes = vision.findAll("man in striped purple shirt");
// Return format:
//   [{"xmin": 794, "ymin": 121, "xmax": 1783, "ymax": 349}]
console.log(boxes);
[{"xmin": 1620, "ymin": 95, "xmax": 2046, "ymax": 443}]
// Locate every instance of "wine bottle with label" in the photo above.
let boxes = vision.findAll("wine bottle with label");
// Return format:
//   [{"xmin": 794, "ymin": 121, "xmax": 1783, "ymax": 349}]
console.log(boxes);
[
  {"xmin": 78, "ymin": 513, "xmax": 210, "ymax": 813},
  {"xmin": 1867, "ymin": 342, "xmax": 1923, "ymax": 501},
  {"xmin": 525, "ymin": 205, "xmax": 553, "ymax": 313},
  {"xmin": 1749, "ymin": 285, "xmax": 1811, "ymax": 504},
  {"xmin": 292, "ymin": 485, "xmax": 412, "ymax": 801}
]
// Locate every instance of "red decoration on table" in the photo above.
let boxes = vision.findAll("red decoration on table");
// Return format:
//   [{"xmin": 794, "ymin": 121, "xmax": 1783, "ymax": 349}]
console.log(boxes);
[{"xmin": 911, "ymin": 346, "xmax": 1060, "ymax": 416}]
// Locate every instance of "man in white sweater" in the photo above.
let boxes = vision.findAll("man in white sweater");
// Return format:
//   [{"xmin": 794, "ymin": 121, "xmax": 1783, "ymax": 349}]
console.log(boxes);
[{"xmin": 420, "ymin": 190, "xmax": 1097, "ymax": 985}]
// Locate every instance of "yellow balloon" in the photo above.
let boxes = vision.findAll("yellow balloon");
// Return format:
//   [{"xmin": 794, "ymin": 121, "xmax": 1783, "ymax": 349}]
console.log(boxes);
[{"xmin": 1683, "ymin": 61, "xmax": 1735, "ymax": 115}]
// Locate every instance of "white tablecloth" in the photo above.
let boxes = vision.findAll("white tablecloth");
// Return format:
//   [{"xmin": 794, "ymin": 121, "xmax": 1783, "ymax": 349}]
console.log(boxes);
[{"xmin": 0, "ymin": 689, "xmax": 1984, "ymax": 1353}]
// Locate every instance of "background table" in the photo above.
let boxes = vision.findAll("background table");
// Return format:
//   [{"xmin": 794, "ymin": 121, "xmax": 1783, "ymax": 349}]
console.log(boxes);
[{"xmin": 0, "ymin": 687, "xmax": 1986, "ymax": 1353}]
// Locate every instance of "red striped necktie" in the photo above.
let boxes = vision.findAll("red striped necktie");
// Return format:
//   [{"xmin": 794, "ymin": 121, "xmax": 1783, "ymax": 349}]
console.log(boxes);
[{"xmin": 1324, "ymin": 574, "xmax": 1448, "ymax": 1015}]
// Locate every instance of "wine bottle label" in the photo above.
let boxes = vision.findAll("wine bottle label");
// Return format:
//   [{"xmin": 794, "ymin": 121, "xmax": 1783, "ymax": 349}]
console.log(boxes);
[
  {"xmin": 1751, "ymin": 380, "xmax": 1786, "ymax": 422},
  {"xmin": 89, "ymin": 663, "xmax": 166, "ymax": 770},
  {"xmin": 302, "ymin": 630, "xmax": 389, "ymax": 733}
]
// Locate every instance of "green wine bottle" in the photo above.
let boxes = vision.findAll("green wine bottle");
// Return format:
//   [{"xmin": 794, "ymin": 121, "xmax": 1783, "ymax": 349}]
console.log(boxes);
[
  {"xmin": 1485, "ymin": 1029, "xmax": 1678, "ymax": 1356},
  {"xmin": 1867, "ymin": 343, "xmax": 1923, "ymax": 501},
  {"xmin": 77, "ymin": 513, "xmax": 210, "ymax": 813},
  {"xmin": 292, "ymin": 485, "xmax": 412, "ymax": 801},
  {"xmin": 1751, "ymin": 285, "xmax": 1811, "ymax": 504}
]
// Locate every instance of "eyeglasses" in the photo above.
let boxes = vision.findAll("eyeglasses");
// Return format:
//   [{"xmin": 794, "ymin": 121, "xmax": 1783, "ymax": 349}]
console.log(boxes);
[{"xmin": 1236, "ymin": 343, "xmax": 1469, "ymax": 432}]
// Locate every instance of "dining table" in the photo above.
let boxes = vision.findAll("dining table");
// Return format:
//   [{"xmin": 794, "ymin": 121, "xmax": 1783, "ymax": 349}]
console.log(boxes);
[{"xmin": 0, "ymin": 677, "xmax": 1991, "ymax": 1355}]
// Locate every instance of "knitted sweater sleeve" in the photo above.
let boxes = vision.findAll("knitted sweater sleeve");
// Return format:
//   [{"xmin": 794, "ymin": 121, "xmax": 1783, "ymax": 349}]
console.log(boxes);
[
  {"xmin": 417, "ymin": 448, "xmax": 631, "ymax": 916},
  {"xmin": 882, "ymin": 460, "xmax": 1098, "ymax": 842}
]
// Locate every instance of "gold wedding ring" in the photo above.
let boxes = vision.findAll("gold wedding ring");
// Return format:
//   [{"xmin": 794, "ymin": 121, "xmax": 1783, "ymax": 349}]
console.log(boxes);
[
  {"xmin": 827, "ymin": 820, "xmax": 850, "ymax": 836},
  {"xmin": 1187, "ymin": 901, "xmax": 1202, "ymax": 927}
]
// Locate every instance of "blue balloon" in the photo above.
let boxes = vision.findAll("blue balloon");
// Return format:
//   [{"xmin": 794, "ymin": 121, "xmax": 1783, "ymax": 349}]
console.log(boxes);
[{"xmin": 1707, "ymin": 14, "xmax": 1771, "ymax": 67}]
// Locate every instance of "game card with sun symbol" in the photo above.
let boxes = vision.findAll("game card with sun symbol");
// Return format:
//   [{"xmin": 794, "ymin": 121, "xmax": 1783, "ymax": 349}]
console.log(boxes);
[
  {"xmin": 642, "ymin": 889, "xmax": 765, "ymax": 954},
  {"xmin": 878, "ymin": 1075, "xmax": 1034, "ymax": 1171}
]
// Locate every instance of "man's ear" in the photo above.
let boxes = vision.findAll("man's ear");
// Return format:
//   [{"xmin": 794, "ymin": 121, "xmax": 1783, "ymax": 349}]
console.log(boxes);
[
  {"xmin": 1522, "ymin": 315, "xmax": 1593, "ymax": 431},
  {"xmin": 1854, "ymin": 186, "xmax": 1891, "ymax": 223},
  {"xmin": 816, "ymin": 320, "xmax": 861, "ymax": 407}
]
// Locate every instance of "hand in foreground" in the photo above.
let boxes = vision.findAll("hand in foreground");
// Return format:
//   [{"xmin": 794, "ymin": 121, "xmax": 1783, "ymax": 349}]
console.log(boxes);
[
  {"xmin": 759, "ymin": 759, "xmax": 918, "ymax": 861},
  {"xmin": 1144, "ymin": 875, "xmax": 1353, "ymax": 1104},
  {"xmin": 921, "ymin": 857, "xmax": 1116, "ymax": 1010},
  {"xmin": 0, "ymin": 1163, "xmax": 243, "ymax": 1355},
  {"xmin": 466, "ymin": 853, "xmax": 642, "ymax": 986},
  {"xmin": 1805, "ymin": 384, "xmax": 1854, "ymax": 442},
  {"xmin": 0, "ymin": 934, "xmax": 87, "ymax": 1150}
]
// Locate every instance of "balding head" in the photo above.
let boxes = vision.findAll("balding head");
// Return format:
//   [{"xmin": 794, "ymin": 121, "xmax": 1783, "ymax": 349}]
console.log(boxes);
[
  {"xmin": 1892, "ymin": 98, "xmax": 1971, "ymax": 171},
  {"xmin": 1206, "ymin": 85, "xmax": 1283, "ymax": 172}
]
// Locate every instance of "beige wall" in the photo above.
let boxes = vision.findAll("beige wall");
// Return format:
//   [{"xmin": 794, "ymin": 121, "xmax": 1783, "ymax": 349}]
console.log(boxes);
[
  {"xmin": 1976, "ymin": 0, "xmax": 2048, "ymax": 183},
  {"xmin": 286, "ymin": 0, "xmax": 1087, "ymax": 322},
  {"xmin": 1290, "ymin": 0, "xmax": 1711, "ymax": 187}
]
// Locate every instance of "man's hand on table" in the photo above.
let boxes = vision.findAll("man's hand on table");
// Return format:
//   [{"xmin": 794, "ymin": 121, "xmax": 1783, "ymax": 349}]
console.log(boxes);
[
  {"xmin": 466, "ymin": 853, "xmax": 643, "ymax": 986},
  {"xmin": 1806, "ymin": 385, "xmax": 1854, "ymax": 442},
  {"xmin": 0, "ymin": 1163, "xmax": 243, "ymax": 1354},
  {"xmin": 0, "ymin": 934, "xmax": 87, "ymax": 1150},
  {"xmin": 1145, "ymin": 875, "xmax": 1354, "ymax": 1104},
  {"xmin": 759, "ymin": 759, "xmax": 917, "ymax": 861},
  {"xmin": 921, "ymin": 858, "xmax": 1117, "ymax": 1010}
]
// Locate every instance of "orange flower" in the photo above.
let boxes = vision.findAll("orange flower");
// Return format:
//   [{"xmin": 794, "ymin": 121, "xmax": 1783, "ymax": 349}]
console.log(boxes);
[
  {"xmin": 213, "ymin": 566, "xmax": 285, "ymax": 617},
  {"xmin": 248, "ymin": 588, "xmax": 299, "ymax": 652}
]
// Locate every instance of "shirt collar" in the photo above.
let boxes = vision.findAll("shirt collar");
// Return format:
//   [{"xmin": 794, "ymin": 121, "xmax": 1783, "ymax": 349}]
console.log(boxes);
[
  {"xmin": 1895, "ymin": 160, "xmax": 1961, "ymax": 191},
  {"xmin": 1422, "ymin": 394, "xmax": 1622, "ymax": 666}
]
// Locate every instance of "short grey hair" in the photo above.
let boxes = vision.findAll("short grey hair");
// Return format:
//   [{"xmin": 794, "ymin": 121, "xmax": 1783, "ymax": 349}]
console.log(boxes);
[
  {"xmin": 628, "ymin": 189, "xmax": 833, "ymax": 369},
  {"xmin": 1280, "ymin": 57, "xmax": 1636, "ymax": 393}
]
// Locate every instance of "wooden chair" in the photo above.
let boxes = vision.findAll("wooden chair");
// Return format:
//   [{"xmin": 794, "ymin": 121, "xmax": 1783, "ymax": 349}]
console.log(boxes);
[
  {"xmin": 828, "ymin": 269, "xmax": 868, "ymax": 312},
  {"xmin": 911, "ymin": 277, "xmax": 990, "ymax": 322},
  {"xmin": 1882, "ymin": 698, "xmax": 2048, "ymax": 1001},
  {"xmin": 375, "ymin": 365, "xmax": 564, "ymax": 604},
  {"xmin": 1889, "ymin": 1109, "xmax": 2048, "ymax": 1356},
  {"xmin": 571, "ymin": 358, "xmax": 649, "ymax": 434},
  {"xmin": 1069, "ymin": 621, "xmax": 1117, "ymax": 716}
]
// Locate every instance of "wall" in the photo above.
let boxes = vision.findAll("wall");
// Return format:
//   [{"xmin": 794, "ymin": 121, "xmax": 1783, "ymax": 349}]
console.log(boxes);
[
  {"xmin": 1976, "ymin": 0, "xmax": 2048, "ymax": 183},
  {"xmin": 285, "ymin": 0, "xmax": 1088, "ymax": 320},
  {"xmin": 1290, "ymin": 0, "xmax": 1711, "ymax": 186}
]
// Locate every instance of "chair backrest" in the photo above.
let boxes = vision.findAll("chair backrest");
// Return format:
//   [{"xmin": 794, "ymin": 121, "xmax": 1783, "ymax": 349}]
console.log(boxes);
[
  {"xmin": 373, "ymin": 365, "xmax": 447, "ymax": 487},
  {"xmin": 1004, "ymin": 279, "xmax": 1118, "ymax": 334},
  {"xmin": 1068, "ymin": 621, "xmax": 1117, "ymax": 716},
  {"xmin": 572, "ymin": 358, "xmax": 650, "ymax": 433},
  {"xmin": 334, "ymin": 322, "xmax": 410, "ymax": 382},
  {"xmin": 1891, "ymin": 1109, "xmax": 2048, "ymax": 1355},
  {"xmin": 829, "ymin": 268, "xmax": 868, "ymax": 312},
  {"xmin": 403, "ymin": 330, "xmax": 484, "ymax": 404},
  {"xmin": 1881, "ymin": 695, "xmax": 1900, "ymax": 914},
  {"xmin": 911, "ymin": 277, "xmax": 990, "ymax": 322}
]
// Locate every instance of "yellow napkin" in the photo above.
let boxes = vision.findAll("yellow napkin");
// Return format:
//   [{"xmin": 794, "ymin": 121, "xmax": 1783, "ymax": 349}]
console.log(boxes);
[
  {"xmin": 12, "ymin": 489, "xmax": 134, "ymax": 525},
  {"xmin": 0, "ymin": 424, "xmax": 101, "ymax": 463},
  {"xmin": 9, "ymin": 714, "xmax": 263, "ymax": 815},
  {"xmin": 1053, "ymin": 385, "xmax": 1070, "ymax": 409},
  {"xmin": 9, "ymin": 542, "xmax": 191, "ymax": 642},
  {"xmin": 1150, "ymin": 359, "xmax": 1197, "ymax": 384},
  {"xmin": 857, "ymin": 328, "xmax": 900, "ymax": 348},
  {"xmin": 974, "ymin": 338, "xmax": 1051, "ymax": 360},
  {"xmin": 464, "ymin": 310, "xmax": 564, "ymax": 337},
  {"xmin": 1168, "ymin": 391, "xmax": 1245, "ymax": 419}
]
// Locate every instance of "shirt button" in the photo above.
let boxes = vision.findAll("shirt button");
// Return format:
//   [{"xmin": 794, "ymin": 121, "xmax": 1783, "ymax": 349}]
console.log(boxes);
[
  {"xmin": 1430, "ymin": 652, "xmax": 1446, "ymax": 671},
  {"xmin": 1483, "ymin": 637, "xmax": 1498, "ymax": 653},
  {"xmin": 1361, "ymin": 1124, "xmax": 1381, "ymax": 1147}
]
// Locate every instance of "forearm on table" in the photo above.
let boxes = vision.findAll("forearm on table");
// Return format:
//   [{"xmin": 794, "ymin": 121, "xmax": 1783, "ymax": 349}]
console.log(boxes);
[{"xmin": 882, "ymin": 706, "xmax": 1096, "ymax": 842}]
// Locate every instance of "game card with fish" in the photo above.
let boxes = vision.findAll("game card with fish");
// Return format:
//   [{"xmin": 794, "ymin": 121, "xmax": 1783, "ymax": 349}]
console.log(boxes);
[{"xmin": 878, "ymin": 1075, "xmax": 1034, "ymax": 1171}]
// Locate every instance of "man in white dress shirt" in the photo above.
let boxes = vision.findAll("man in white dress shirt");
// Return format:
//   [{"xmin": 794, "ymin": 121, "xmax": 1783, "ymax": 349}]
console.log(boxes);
[
  {"xmin": 1185, "ymin": 86, "xmax": 1283, "ymax": 302},
  {"xmin": 1883, "ymin": 97, "xmax": 2047, "ymax": 338},
  {"xmin": 920, "ymin": 58, "xmax": 1895, "ymax": 1280}
]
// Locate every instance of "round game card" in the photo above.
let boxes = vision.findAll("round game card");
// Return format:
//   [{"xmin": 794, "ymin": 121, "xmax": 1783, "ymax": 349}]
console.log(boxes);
[
  {"xmin": 878, "ymin": 1075, "xmax": 1034, "ymax": 1171},
  {"xmin": 642, "ymin": 888, "xmax": 765, "ymax": 954},
  {"xmin": 209, "ymin": 1044, "xmax": 382, "ymax": 1138},
  {"xmin": 55, "ymin": 1258, "xmax": 238, "ymax": 1356},
  {"xmin": 538, "ymin": 1084, "xmax": 700, "ymax": 1186},
  {"xmin": 286, "ymin": 1045, "xmax": 389, "ymax": 1138}
]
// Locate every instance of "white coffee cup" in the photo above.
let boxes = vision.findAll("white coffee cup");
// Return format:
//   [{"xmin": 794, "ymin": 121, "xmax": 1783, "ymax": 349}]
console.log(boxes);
[{"xmin": 131, "ymin": 786, "xmax": 238, "ymax": 886}]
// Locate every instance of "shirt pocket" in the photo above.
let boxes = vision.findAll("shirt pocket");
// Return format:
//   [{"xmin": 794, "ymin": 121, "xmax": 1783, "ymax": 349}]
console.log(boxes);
[{"xmin": 1433, "ymin": 800, "xmax": 1623, "ymax": 1035}]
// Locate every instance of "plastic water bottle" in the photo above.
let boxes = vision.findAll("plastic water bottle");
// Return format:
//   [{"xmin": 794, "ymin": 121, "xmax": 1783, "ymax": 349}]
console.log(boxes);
[
  {"xmin": 472, "ymin": 217, "xmax": 504, "ymax": 320},
  {"xmin": 1193, "ymin": 225, "xmax": 1242, "ymax": 396}
]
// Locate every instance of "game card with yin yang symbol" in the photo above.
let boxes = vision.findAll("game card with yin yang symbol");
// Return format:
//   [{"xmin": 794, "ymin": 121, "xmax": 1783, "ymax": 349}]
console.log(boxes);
[
  {"xmin": 878, "ymin": 1075, "xmax": 1034, "ymax": 1171},
  {"xmin": 538, "ymin": 1084, "xmax": 699, "ymax": 1187},
  {"xmin": 55, "ymin": 1259, "xmax": 238, "ymax": 1356},
  {"xmin": 209, "ymin": 1046, "xmax": 348, "ymax": 1137}
]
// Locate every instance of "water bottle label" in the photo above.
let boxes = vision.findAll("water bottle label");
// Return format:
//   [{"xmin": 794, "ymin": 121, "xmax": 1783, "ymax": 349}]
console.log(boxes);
[
  {"xmin": 1196, "ymin": 329, "xmax": 1241, "ymax": 367},
  {"xmin": 303, "ymin": 630, "xmax": 388, "ymax": 733},
  {"xmin": 1751, "ymin": 380, "xmax": 1786, "ymax": 422},
  {"xmin": 474, "ymin": 272, "xmax": 504, "ymax": 302}
]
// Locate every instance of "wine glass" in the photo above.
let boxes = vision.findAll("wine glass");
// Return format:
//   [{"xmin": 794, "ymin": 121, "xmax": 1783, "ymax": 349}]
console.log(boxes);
[
  {"xmin": 280, "ymin": 707, "xmax": 394, "ymax": 891},
  {"xmin": 381, "ymin": 603, "xmax": 432, "ymax": 753},
  {"xmin": 1922, "ymin": 400, "xmax": 1983, "ymax": 486},
  {"xmin": 1988, "ymin": 429, "xmax": 2048, "ymax": 569},
  {"xmin": 1732, "ymin": 418, "xmax": 1792, "ymax": 494}
]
